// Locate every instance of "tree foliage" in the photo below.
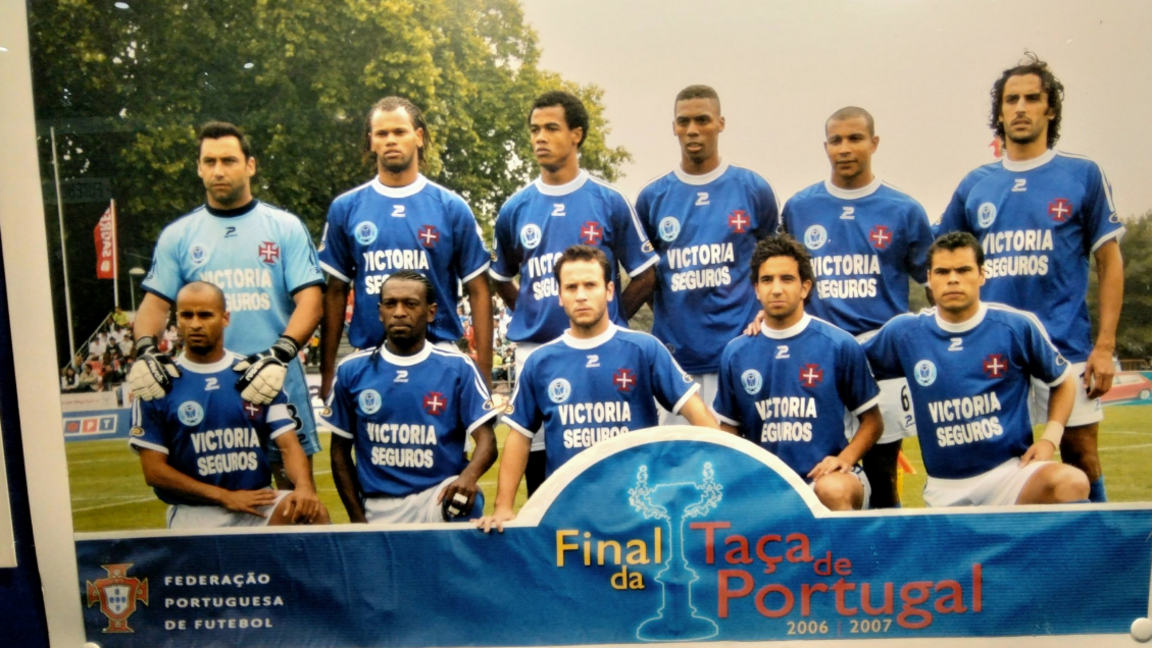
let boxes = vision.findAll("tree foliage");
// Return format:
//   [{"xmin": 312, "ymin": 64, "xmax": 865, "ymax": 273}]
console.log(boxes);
[
  {"xmin": 29, "ymin": 0, "xmax": 629, "ymax": 363},
  {"xmin": 1090, "ymin": 210, "xmax": 1152, "ymax": 359}
]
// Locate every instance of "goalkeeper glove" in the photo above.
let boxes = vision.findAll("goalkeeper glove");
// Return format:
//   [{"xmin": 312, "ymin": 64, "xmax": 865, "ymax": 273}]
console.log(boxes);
[
  {"xmin": 127, "ymin": 336, "xmax": 181, "ymax": 400},
  {"xmin": 234, "ymin": 335, "xmax": 299, "ymax": 405}
]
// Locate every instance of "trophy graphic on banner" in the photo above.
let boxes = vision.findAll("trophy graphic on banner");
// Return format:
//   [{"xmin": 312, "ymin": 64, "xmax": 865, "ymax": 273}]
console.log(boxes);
[{"xmin": 629, "ymin": 462, "xmax": 723, "ymax": 641}]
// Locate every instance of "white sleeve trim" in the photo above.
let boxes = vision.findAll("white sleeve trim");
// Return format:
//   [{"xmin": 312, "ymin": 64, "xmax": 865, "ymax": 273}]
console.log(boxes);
[
  {"xmin": 711, "ymin": 408, "xmax": 739, "ymax": 427},
  {"xmin": 625, "ymin": 254, "xmax": 659, "ymax": 278},
  {"xmin": 320, "ymin": 418, "xmax": 355, "ymax": 439},
  {"xmin": 1089, "ymin": 226, "xmax": 1125, "ymax": 254},
  {"xmin": 128, "ymin": 438, "xmax": 168, "ymax": 454},
  {"xmin": 465, "ymin": 411, "xmax": 500, "ymax": 436},
  {"xmin": 504, "ymin": 417, "xmax": 536, "ymax": 439},
  {"xmin": 1047, "ymin": 362, "xmax": 1074, "ymax": 388},
  {"xmin": 851, "ymin": 394, "xmax": 882, "ymax": 417},
  {"xmin": 269, "ymin": 424, "xmax": 296, "ymax": 440},
  {"xmin": 670, "ymin": 382, "xmax": 702, "ymax": 415},
  {"xmin": 461, "ymin": 261, "xmax": 492, "ymax": 284},
  {"xmin": 319, "ymin": 261, "xmax": 352, "ymax": 284}
]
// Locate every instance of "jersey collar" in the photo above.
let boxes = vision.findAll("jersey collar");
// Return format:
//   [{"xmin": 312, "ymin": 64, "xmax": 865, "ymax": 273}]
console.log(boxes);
[
  {"xmin": 673, "ymin": 159, "xmax": 730, "ymax": 186},
  {"xmin": 934, "ymin": 302, "xmax": 988, "ymax": 333},
  {"xmin": 534, "ymin": 170, "xmax": 590, "ymax": 197},
  {"xmin": 1001, "ymin": 148, "xmax": 1056, "ymax": 172},
  {"xmin": 823, "ymin": 176, "xmax": 882, "ymax": 200},
  {"xmin": 379, "ymin": 341, "xmax": 433, "ymax": 366},
  {"xmin": 561, "ymin": 322, "xmax": 617, "ymax": 349},
  {"xmin": 370, "ymin": 174, "xmax": 428, "ymax": 199},
  {"xmin": 205, "ymin": 200, "xmax": 259, "ymax": 218},
  {"xmin": 759, "ymin": 313, "xmax": 812, "ymax": 339},
  {"xmin": 177, "ymin": 352, "xmax": 237, "ymax": 374}
]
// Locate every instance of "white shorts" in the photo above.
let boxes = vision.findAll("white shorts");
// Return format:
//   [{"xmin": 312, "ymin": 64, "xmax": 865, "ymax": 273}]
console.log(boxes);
[
  {"xmin": 1029, "ymin": 362, "xmax": 1103, "ymax": 428},
  {"xmin": 166, "ymin": 490, "xmax": 289, "ymax": 529},
  {"xmin": 514, "ymin": 342, "xmax": 545, "ymax": 452},
  {"xmin": 923, "ymin": 458, "xmax": 1049, "ymax": 507},
  {"xmin": 811, "ymin": 464, "xmax": 871, "ymax": 510},
  {"xmin": 659, "ymin": 372, "xmax": 718, "ymax": 427},
  {"xmin": 364, "ymin": 476, "xmax": 481, "ymax": 524}
]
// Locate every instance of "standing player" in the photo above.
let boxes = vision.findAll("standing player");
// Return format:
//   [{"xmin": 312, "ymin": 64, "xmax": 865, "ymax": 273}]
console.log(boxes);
[
  {"xmin": 936, "ymin": 54, "xmax": 1124, "ymax": 502},
  {"xmin": 323, "ymin": 271, "xmax": 498, "ymax": 524},
  {"xmin": 863, "ymin": 233, "xmax": 1088, "ymax": 506},
  {"xmin": 715, "ymin": 235, "xmax": 882, "ymax": 511},
  {"xmin": 636, "ymin": 85, "xmax": 779, "ymax": 425},
  {"xmin": 477, "ymin": 246, "xmax": 717, "ymax": 532},
  {"xmin": 130, "ymin": 282, "xmax": 329, "ymax": 529},
  {"xmin": 319, "ymin": 96, "xmax": 493, "ymax": 400},
  {"xmin": 490, "ymin": 91, "xmax": 659, "ymax": 494},
  {"xmin": 130, "ymin": 121, "xmax": 324, "ymax": 488},
  {"xmin": 777, "ymin": 106, "xmax": 934, "ymax": 508}
]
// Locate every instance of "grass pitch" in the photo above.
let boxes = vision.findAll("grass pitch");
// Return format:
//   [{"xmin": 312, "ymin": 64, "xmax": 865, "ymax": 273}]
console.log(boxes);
[{"xmin": 67, "ymin": 404, "xmax": 1152, "ymax": 532}]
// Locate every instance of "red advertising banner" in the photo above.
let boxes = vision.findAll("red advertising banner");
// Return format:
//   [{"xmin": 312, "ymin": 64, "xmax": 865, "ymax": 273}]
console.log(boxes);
[{"xmin": 93, "ymin": 201, "xmax": 116, "ymax": 279}]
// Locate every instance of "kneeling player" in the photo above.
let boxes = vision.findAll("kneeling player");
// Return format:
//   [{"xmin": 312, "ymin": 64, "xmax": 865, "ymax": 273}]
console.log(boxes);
[
  {"xmin": 323, "ymin": 271, "xmax": 498, "ymax": 524},
  {"xmin": 863, "ymin": 233, "xmax": 1089, "ymax": 506},
  {"xmin": 478, "ymin": 245, "xmax": 718, "ymax": 532},
  {"xmin": 129, "ymin": 282, "xmax": 328, "ymax": 529},
  {"xmin": 714, "ymin": 235, "xmax": 882, "ymax": 511}
]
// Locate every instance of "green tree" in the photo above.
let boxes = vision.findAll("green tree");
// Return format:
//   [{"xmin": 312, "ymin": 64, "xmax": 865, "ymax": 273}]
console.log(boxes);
[
  {"xmin": 29, "ymin": 0, "xmax": 630, "ymax": 365},
  {"xmin": 1090, "ymin": 210, "xmax": 1152, "ymax": 360}
]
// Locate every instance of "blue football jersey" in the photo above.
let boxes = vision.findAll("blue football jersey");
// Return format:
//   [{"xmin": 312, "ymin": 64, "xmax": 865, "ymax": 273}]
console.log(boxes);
[
  {"xmin": 713, "ymin": 315, "xmax": 880, "ymax": 479},
  {"xmin": 319, "ymin": 175, "xmax": 491, "ymax": 348},
  {"xmin": 936, "ymin": 150, "xmax": 1124, "ymax": 361},
  {"xmin": 490, "ymin": 171, "xmax": 659, "ymax": 343},
  {"xmin": 864, "ymin": 303, "xmax": 1071, "ymax": 479},
  {"xmin": 142, "ymin": 201, "xmax": 325, "ymax": 355},
  {"xmin": 320, "ymin": 344, "xmax": 497, "ymax": 497},
  {"xmin": 129, "ymin": 353, "xmax": 296, "ymax": 506},
  {"xmin": 782, "ymin": 178, "xmax": 933, "ymax": 336},
  {"xmin": 505, "ymin": 324, "xmax": 698, "ymax": 476},
  {"xmin": 636, "ymin": 162, "xmax": 779, "ymax": 373}
]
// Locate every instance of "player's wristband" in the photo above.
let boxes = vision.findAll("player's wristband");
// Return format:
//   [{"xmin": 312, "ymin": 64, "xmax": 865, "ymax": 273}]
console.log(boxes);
[
  {"xmin": 271, "ymin": 335, "xmax": 300, "ymax": 363},
  {"xmin": 1040, "ymin": 422, "xmax": 1065, "ymax": 447},
  {"xmin": 135, "ymin": 335, "xmax": 158, "ymax": 357}
]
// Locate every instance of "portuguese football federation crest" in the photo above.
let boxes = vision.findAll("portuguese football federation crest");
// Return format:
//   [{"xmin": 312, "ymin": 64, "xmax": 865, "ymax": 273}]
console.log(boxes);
[{"xmin": 86, "ymin": 563, "xmax": 149, "ymax": 633}]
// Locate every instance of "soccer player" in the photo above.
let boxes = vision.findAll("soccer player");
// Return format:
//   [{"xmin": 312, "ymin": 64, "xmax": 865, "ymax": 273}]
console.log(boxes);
[
  {"xmin": 323, "ymin": 271, "xmax": 498, "ymax": 524},
  {"xmin": 131, "ymin": 121, "xmax": 324, "ymax": 488},
  {"xmin": 318, "ymin": 96, "xmax": 493, "ymax": 400},
  {"xmin": 777, "ymin": 106, "xmax": 934, "ymax": 509},
  {"xmin": 864, "ymin": 233, "xmax": 1089, "ymax": 506},
  {"xmin": 636, "ymin": 85, "xmax": 779, "ymax": 425},
  {"xmin": 715, "ymin": 235, "xmax": 882, "ymax": 511},
  {"xmin": 477, "ymin": 245, "xmax": 717, "ymax": 532},
  {"xmin": 490, "ymin": 91, "xmax": 659, "ymax": 495},
  {"xmin": 936, "ymin": 54, "xmax": 1124, "ymax": 502},
  {"xmin": 129, "ymin": 282, "xmax": 328, "ymax": 529}
]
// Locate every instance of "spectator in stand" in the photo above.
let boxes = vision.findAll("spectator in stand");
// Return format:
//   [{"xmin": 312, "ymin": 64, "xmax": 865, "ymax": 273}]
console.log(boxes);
[
  {"xmin": 112, "ymin": 306, "xmax": 130, "ymax": 328},
  {"xmin": 79, "ymin": 363, "xmax": 102, "ymax": 392},
  {"xmin": 61, "ymin": 367, "xmax": 81, "ymax": 392}
]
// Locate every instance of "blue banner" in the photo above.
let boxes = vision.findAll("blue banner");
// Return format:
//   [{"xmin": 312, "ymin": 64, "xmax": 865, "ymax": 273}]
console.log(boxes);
[{"xmin": 76, "ymin": 429, "xmax": 1152, "ymax": 646}]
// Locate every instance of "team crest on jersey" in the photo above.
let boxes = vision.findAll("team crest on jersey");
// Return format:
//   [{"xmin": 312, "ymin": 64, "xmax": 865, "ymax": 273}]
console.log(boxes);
[
  {"xmin": 982, "ymin": 354, "xmax": 1007, "ymax": 379},
  {"xmin": 914, "ymin": 360, "xmax": 937, "ymax": 386},
  {"xmin": 520, "ymin": 224, "xmax": 542, "ymax": 250},
  {"xmin": 482, "ymin": 398, "xmax": 499, "ymax": 412},
  {"xmin": 548, "ymin": 378, "xmax": 571, "ymax": 404},
  {"xmin": 658, "ymin": 216, "xmax": 681, "ymax": 242},
  {"xmin": 642, "ymin": 241, "xmax": 655, "ymax": 253},
  {"xmin": 129, "ymin": 426, "xmax": 145, "ymax": 437},
  {"xmin": 423, "ymin": 392, "xmax": 446, "ymax": 415},
  {"xmin": 359, "ymin": 389, "xmax": 382, "ymax": 414},
  {"xmin": 741, "ymin": 369, "xmax": 763, "ymax": 395},
  {"xmin": 869, "ymin": 225, "xmax": 892, "ymax": 250},
  {"xmin": 190, "ymin": 244, "xmax": 208, "ymax": 266},
  {"xmin": 803, "ymin": 225, "xmax": 827, "ymax": 251},
  {"xmin": 243, "ymin": 402, "xmax": 264, "ymax": 420},
  {"xmin": 728, "ymin": 210, "xmax": 750, "ymax": 234},
  {"xmin": 613, "ymin": 368, "xmax": 637, "ymax": 392},
  {"xmin": 319, "ymin": 406, "xmax": 333, "ymax": 418},
  {"xmin": 355, "ymin": 221, "xmax": 379, "ymax": 246},
  {"xmin": 258, "ymin": 241, "xmax": 280, "ymax": 264},
  {"xmin": 177, "ymin": 401, "xmax": 204, "ymax": 426},
  {"xmin": 86, "ymin": 563, "xmax": 149, "ymax": 633},
  {"xmin": 1048, "ymin": 198, "xmax": 1072, "ymax": 222},
  {"xmin": 977, "ymin": 203, "xmax": 997, "ymax": 228},
  {"xmin": 580, "ymin": 222, "xmax": 604, "ymax": 245},
  {"xmin": 799, "ymin": 363, "xmax": 824, "ymax": 388},
  {"xmin": 418, "ymin": 225, "xmax": 440, "ymax": 248}
]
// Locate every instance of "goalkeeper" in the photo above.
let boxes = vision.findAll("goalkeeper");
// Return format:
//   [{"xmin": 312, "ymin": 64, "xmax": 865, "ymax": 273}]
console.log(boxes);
[{"xmin": 131, "ymin": 121, "xmax": 324, "ymax": 487}]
